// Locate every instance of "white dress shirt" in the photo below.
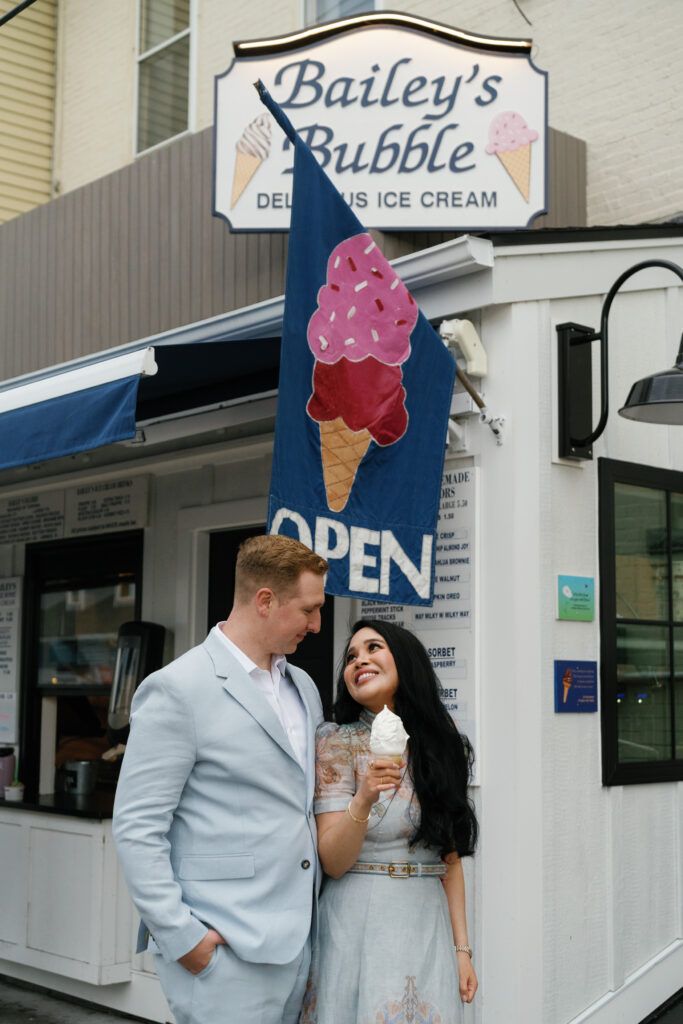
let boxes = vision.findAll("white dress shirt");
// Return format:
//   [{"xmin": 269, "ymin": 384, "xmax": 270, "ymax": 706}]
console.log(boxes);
[{"xmin": 213, "ymin": 624, "xmax": 308, "ymax": 770}]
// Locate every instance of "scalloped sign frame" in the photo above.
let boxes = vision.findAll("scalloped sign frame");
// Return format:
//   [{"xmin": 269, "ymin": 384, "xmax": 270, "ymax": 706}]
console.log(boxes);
[{"xmin": 214, "ymin": 13, "xmax": 547, "ymax": 232}]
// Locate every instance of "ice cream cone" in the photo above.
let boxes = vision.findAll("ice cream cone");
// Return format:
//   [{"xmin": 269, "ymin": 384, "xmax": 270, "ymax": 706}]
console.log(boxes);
[
  {"xmin": 496, "ymin": 144, "xmax": 531, "ymax": 201},
  {"xmin": 382, "ymin": 754, "xmax": 404, "ymax": 764},
  {"xmin": 230, "ymin": 151, "xmax": 263, "ymax": 208},
  {"xmin": 319, "ymin": 417, "xmax": 371, "ymax": 512}
]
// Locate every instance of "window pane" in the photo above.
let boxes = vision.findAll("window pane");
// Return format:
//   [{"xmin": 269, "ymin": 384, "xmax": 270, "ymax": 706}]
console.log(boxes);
[
  {"xmin": 38, "ymin": 583, "xmax": 136, "ymax": 688},
  {"xmin": 137, "ymin": 35, "xmax": 189, "ymax": 152},
  {"xmin": 669, "ymin": 493, "xmax": 683, "ymax": 621},
  {"xmin": 616, "ymin": 623, "xmax": 671, "ymax": 761},
  {"xmin": 307, "ymin": 0, "xmax": 374, "ymax": 24},
  {"xmin": 141, "ymin": 0, "xmax": 190, "ymax": 53},
  {"xmin": 614, "ymin": 483, "xmax": 668, "ymax": 620},
  {"xmin": 674, "ymin": 627, "xmax": 683, "ymax": 760}
]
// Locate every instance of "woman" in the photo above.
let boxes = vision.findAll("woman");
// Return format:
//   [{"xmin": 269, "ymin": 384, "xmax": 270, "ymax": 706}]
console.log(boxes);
[{"xmin": 302, "ymin": 619, "xmax": 478, "ymax": 1024}]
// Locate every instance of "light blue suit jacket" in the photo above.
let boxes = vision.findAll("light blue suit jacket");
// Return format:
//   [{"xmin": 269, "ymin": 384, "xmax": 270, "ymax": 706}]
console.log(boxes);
[{"xmin": 112, "ymin": 630, "xmax": 323, "ymax": 965}]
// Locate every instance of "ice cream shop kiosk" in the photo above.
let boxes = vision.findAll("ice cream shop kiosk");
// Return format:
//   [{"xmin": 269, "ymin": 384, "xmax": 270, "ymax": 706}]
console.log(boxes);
[{"xmin": 0, "ymin": 7, "xmax": 681, "ymax": 1024}]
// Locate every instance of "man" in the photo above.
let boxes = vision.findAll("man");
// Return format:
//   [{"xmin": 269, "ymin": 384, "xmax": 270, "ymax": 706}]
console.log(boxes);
[{"xmin": 113, "ymin": 534, "xmax": 328, "ymax": 1024}]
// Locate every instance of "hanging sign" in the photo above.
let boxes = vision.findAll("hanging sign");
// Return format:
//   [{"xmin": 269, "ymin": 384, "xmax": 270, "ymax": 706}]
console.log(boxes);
[{"xmin": 214, "ymin": 13, "xmax": 547, "ymax": 231}]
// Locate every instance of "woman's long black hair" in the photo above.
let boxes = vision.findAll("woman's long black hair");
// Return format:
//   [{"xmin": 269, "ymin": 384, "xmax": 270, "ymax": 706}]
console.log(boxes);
[{"xmin": 332, "ymin": 618, "xmax": 478, "ymax": 859}]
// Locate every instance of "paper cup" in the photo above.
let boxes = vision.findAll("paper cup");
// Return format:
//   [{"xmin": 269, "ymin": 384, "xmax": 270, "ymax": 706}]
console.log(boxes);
[{"xmin": 4, "ymin": 783, "xmax": 24, "ymax": 802}]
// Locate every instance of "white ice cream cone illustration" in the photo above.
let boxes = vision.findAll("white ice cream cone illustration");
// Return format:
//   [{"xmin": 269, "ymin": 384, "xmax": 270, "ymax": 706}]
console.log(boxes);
[
  {"xmin": 486, "ymin": 111, "xmax": 538, "ymax": 203},
  {"xmin": 230, "ymin": 113, "xmax": 271, "ymax": 208}
]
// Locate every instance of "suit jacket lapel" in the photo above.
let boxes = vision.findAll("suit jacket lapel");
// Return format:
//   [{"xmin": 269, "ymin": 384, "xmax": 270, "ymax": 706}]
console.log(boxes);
[
  {"xmin": 203, "ymin": 632, "xmax": 299, "ymax": 765},
  {"xmin": 285, "ymin": 663, "xmax": 319, "ymax": 804}
]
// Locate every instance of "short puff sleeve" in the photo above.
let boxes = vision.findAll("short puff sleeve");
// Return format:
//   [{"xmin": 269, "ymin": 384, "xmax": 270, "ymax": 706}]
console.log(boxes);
[{"xmin": 314, "ymin": 721, "xmax": 355, "ymax": 814}]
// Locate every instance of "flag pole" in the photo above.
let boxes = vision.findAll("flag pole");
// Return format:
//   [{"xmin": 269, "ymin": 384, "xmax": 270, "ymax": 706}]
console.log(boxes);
[{"xmin": 454, "ymin": 365, "xmax": 505, "ymax": 444}]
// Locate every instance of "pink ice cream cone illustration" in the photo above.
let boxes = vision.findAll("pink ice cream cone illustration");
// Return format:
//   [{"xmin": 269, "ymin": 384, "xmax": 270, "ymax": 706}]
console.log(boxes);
[
  {"xmin": 562, "ymin": 668, "xmax": 573, "ymax": 704},
  {"xmin": 306, "ymin": 233, "xmax": 417, "ymax": 512},
  {"xmin": 230, "ymin": 113, "xmax": 271, "ymax": 208},
  {"xmin": 486, "ymin": 111, "xmax": 539, "ymax": 202}
]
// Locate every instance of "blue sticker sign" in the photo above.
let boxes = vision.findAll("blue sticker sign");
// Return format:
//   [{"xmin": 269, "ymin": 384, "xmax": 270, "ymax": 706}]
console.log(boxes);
[
  {"xmin": 554, "ymin": 660, "xmax": 598, "ymax": 713},
  {"xmin": 261, "ymin": 83, "xmax": 455, "ymax": 605}
]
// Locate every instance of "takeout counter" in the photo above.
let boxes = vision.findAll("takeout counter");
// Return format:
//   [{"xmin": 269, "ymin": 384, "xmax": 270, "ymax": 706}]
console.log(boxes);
[{"xmin": 0, "ymin": 802, "xmax": 130, "ymax": 985}]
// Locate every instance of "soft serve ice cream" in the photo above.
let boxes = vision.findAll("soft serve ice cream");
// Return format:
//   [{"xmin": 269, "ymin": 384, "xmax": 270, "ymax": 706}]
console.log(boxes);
[
  {"xmin": 370, "ymin": 705, "xmax": 409, "ymax": 763},
  {"xmin": 230, "ymin": 113, "xmax": 272, "ymax": 208}
]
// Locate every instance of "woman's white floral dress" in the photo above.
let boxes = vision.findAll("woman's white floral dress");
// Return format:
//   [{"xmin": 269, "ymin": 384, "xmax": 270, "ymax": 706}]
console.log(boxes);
[{"xmin": 301, "ymin": 711, "xmax": 463, "ymax": 1024}]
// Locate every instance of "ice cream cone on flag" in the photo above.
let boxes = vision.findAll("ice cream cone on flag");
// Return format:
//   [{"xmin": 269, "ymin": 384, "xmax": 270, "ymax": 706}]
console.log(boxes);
[
  {"xmin": 231, "ymin": 151, "xmax": 263, "ymax": 208},
  {"xmin": 496, "ymin": 144, "xmax": 531, "ymax": 201},
  {"xmin": 319, "ymin": 417, "xmax": 371, "ymax": 512}
]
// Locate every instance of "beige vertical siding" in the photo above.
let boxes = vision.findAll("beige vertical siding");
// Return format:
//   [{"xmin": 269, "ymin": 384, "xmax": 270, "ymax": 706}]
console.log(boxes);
[{"xmin": 0, "ymin": 0, "xmax": 57, "ymax": 224}]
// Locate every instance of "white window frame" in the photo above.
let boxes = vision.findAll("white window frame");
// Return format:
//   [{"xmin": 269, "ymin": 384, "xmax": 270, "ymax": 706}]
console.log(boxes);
[{"xmin": 134, "ymin": 0, "xmax": 197, "ymax": 158}]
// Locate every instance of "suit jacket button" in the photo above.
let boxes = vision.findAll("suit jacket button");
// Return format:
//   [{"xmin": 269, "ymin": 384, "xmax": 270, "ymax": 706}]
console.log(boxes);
[{"xmin": 301, "ymin": 859, "xmax": 311, "ymax": 869}]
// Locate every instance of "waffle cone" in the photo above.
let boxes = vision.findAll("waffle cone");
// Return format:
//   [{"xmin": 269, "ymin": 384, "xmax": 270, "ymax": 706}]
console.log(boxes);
[
  {"xmin": 497, "ymin": 144, "xmax": 531, "ymax": 201},
  {"xmin": 319, "ymin": 417, "xmax": 371, "ymax": 512},
  {"xmin": 382, "ymin": 753, "xmax": 404, "ymax": 764},
  {"xmin": 230, "ymin": 151, "xmax": 263, "ymax": 208}
]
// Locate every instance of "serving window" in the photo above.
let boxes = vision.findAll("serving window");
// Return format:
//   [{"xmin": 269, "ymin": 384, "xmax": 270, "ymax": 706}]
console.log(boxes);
[{"xmin": 22, "ymin": 531, "xmax": 143, "ymax": 796}]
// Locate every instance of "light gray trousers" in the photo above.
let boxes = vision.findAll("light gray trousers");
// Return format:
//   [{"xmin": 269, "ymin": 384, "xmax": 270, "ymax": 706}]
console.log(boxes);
[{"xmin": 154, "ymin": 938, "xmax": 311, "ymax": 1024}]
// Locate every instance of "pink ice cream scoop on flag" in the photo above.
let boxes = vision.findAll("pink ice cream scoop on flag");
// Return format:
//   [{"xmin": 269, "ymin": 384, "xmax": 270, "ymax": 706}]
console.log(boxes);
[
  {"xmin": 306, "ymin": 233, "xmax": 417, "ymax": 512},
  {"xmin": 486, "ymin": 111, "xmax": 539, "ymax": 202}
]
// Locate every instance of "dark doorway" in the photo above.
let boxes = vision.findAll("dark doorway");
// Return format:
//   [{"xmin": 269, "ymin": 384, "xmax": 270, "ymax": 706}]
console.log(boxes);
[{"xmin": 207, "ymin": 528, "xmax": 335, "ymax": 716}]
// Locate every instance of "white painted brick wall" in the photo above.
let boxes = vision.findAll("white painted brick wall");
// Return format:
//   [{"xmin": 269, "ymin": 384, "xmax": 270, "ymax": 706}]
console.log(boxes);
[
  {"xmin": 55, "ymin": 0, "xmax": 682, "ymax": 224},
  {"xmin": 53, "ymin": 0, "xmax": 137, "ymax": 193},
  {"xmin": 396, "ymin": 0, "xmax": 683, "ymax": 224}
]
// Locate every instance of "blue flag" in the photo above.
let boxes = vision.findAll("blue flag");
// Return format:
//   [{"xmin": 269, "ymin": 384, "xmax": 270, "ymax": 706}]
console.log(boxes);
[{"xmin": 260, "ymin": 83, "xmax": 456, "ymax": 606}]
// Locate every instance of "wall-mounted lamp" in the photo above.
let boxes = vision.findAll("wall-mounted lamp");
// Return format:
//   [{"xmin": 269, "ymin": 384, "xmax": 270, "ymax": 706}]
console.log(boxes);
[{"xmin": 557, "ymin": 259, "xmax": 683, "ymax": 460}]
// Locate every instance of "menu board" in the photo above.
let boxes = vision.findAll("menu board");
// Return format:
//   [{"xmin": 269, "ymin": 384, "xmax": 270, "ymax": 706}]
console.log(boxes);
[
  {"xmin": 64, "ymin": 477, "xmax": 149, "ymax": 536},
  {"xmin": 361, "ymin": 462, "xmax": 478, "ymax": 774},
  {"xmin": 0, "ymin": 577, "xmax": 22, "ymax": 742},
  {"xmin": 0, "ymin": 493, "xmax": 65, "ymax": 544},
  {"xmin": 0, "ymin": 477, "xmax": 149, "ymax": 545}
]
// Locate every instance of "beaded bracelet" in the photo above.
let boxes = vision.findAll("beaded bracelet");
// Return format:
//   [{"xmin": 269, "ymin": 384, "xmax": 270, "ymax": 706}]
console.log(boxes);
[
  {"xmin": 455, "ymin": 945, "xmax": 473, "ymax": 958},
  {"xmin": 346, "ymin": 801, "xmax": 371, "ymax": 824}
]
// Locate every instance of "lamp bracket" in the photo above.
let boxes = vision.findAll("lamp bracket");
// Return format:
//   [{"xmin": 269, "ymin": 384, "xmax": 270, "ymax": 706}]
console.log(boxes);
[
  {"xmin": 557, "ymin": 259, "xmax": 683, "ymax": 460},
  {"xmin": 557, "ymin": 321, "xmax": 596, "ymax": 460}
]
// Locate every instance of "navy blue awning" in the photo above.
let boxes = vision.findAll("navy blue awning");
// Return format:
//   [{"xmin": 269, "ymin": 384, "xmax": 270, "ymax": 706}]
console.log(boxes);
[
  {"xmin": 0, "ymin": 335, "xmax": 283, "ymax": 471},
  {"xmin": 0, "ymin": 348, "xmax": 158, "ymax": 471}
]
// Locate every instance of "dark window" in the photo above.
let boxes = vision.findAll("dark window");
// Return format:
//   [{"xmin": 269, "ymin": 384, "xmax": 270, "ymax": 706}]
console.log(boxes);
[{"xmin": 600, "ymin": 458, "xmax": 683, "ymax": 783}]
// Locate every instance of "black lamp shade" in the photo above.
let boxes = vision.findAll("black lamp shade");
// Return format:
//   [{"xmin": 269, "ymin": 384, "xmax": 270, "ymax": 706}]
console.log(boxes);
[{"xmin": 619, "ymin": 362, "xmax": 683, "ymax": 423}]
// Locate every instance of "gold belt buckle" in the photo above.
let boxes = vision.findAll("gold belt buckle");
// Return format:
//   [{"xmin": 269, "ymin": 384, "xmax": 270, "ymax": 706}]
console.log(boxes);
[{"xmin": 388, "ymin": 861, "xmax": 412, "ymax": 878}]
